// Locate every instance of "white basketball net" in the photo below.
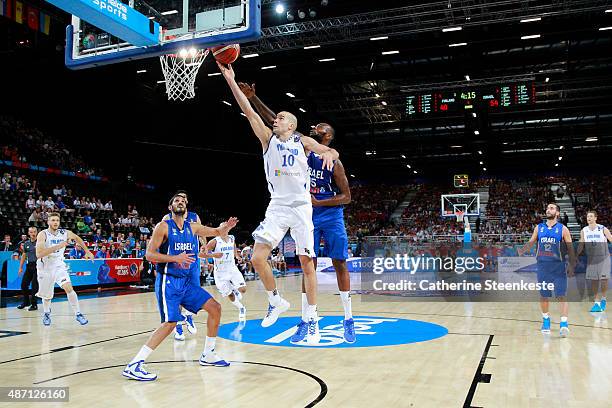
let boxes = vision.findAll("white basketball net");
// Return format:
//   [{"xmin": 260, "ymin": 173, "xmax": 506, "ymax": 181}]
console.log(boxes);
[{"xmin": 159, "ymin": 48, "xmax": 209, "ymax": 101}]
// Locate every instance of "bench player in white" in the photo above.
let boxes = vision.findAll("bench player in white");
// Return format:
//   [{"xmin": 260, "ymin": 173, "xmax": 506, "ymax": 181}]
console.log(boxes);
[
  {"xmin": 577, "ymin": 210, "xmax": 612, "ymax": 312},
  {"xmin": 35, "ymin": 212, "xmax": 94, "ymax": 326},
  {"xmin": 218, "ymin": 61, "xmax": 339, "ymax": 344},
  {"xmin": 205, "ymin": 224, "xmax": 247, "ymax": 320}
]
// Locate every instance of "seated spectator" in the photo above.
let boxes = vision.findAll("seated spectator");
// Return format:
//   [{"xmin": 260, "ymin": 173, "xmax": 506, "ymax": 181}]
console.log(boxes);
[
  {"xmin": 41, "ymin": 210, "xmax": 48, "ymax": 222},
  {"xmin": 44, "ymin": 196, "xmax": 56, "ymax": 211},
  {"xmin": 28, "ymin": 207, "xmax": 42, "ymax": 223},
  {"xmin": 1, "ymin": 234, "xmax": 13, "ymax": 251},
  {"xmin": 36, "ymin": 195, "xmax": 45, "ymax": 208},
  {"xmin": 108, "ymin": 231, "xmax": 117, "ymax": 242},
  {"xmin": 110, "ymin": 244, "xmax": 122, "ymax": 258},
  {"xmin": 68, "ymin": 244, "xmax": 85, "ymax": 259},
  {"xmin": 61, "ymin": 185, "xmax": 67, "ymax": 196},
  {"xmin": 91, "ymin": 229, "xmax": 103, "ymax": 243},
  {"xmin": 76, "ymin": 219, "xmax": 92, "ymax": 234},
  {"xmin": 89, "ymin": 198, "xmax": 97, "ymax": 210},
  {"xmin": 104, "ymin": 200, "xmax": 113, "ymax": 211},
  {"xmin": 126, "ymin": 232, "xmax": 136, "ymax": 250},
  {"xmin": 25, "ymin": 194, "xmax": 36, "ymax": 210},
  {"xmin": 135, "ymin": 243, "xmax": 145, "ymax": 258},
  {"xmin": 73, "ymin": 197, "xmax": 81, "ymax": 208},
  {"xmin": 120, "ymin": 214, "xmax": 130, "ymax": 226},
  {"xmin": 122, "ymin": 243, "xmax": 133, "ymax": 258},
  {"xmin": 83, "ymin": 211, "xmax": 93, "ymax": 226},
  {"xmin": 52, "ymin": 185, "xmax": 62, "ymax": 196},
  {"xmin": 96, "ymin": 199, "xmax": 104, "ymax": 209},
  {"xmin": 56, "ymin": 196, "xmax": 66, "ymax": 211},
  {"xmin": 130, "ymin": 206, "xmax": 139, "ymax": 218},
  {"xmin": 95, "ymin": 245, "xmax": 110, "ymax": 258},
  {"xmin": 108, "ymin": 213, "xmax": 119, "ymax": 231}
]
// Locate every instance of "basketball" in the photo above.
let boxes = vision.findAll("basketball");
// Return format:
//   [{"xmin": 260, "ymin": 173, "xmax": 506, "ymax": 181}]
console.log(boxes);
[{"xmin": 211, "ymin": 44, "xmax": 240, "ymax": 65}]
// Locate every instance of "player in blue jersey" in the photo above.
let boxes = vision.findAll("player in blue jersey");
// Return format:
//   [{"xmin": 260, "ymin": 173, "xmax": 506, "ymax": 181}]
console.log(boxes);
[
  {"xmin": 519, "ymin": 203, "xmax": 575, "ymax": 337},
  {"xmin": 123, "ymin": 193, "xmax": 238, "ymax": 381},
  {"xmin": 162, "ymin": 190, "xmax": 202, "ymax": 340},
  {"xmin": 237, "ymin": 83, "xmax": 355, "ymax": 343}
]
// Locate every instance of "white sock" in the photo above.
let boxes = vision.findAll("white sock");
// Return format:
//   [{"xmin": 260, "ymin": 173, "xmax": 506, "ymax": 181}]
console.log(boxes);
[
  {"xmin": 602, "ymin": 296, "xmax": 607, "ymax": 301},
  {"xmin": 561, "ymin": 316, "xmax": 568, "ymax": 322},
  {"xmin": 266, "ymin": 289, "xmax": 280, "ymax": 306},
  {"xmin": 183, "ymin": 309, "xmax": 194, "ymax": 317},
  {"xmin": 542, "ymin": 313, "xmax": 549, "ymax": 319},
  {"xmin": 306, "ymin": 304, "xmax": 317, "ymax": 321},
  {"xmin": 301, "ymin": 293, "xmax": 308, "ymax": 322},
  {"xmin": 231, "ymin": 298, "xmax": 243, "ymax": 310},
  {"xmin": 66, "ymin": 291, "xmax": 81, "ymax": 314},
  {"xmin": 204, "ymin": 336, "xmax": 216, "ymax": 355},
  {"xmin": 130, "ymin": 345, "xmax": 153, "ymax": 364},
  {"xmin": 234, "ymin": 289, "xmax": 243, "ymax": 301},
  {"xmin": 594, "ymin": 301, "xmax": 601, "ymax": 306},
  {"xmin": 43, "ymin": 299, "xmax": 51, "ymax": 313},
  {"xmin": 339, "ymin": 291, "xmax": 352, "ymax": 320}
]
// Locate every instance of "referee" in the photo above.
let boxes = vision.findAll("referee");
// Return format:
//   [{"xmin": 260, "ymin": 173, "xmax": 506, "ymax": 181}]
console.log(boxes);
[{"xmin": 17, "ymin": 226, "xmax": 39, "ymax": 311}]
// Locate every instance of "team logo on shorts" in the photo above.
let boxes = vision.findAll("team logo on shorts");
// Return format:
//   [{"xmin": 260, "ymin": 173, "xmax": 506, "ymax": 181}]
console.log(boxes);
[{"xmin": 304, "ymin": 248, "xmax": 311, "ymax": 255}]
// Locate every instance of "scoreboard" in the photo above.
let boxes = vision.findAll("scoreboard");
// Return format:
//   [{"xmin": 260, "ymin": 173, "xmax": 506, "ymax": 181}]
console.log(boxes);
[
  {"xmin": 405, "ymin": 83, "xmax": 535, "ymax": 116},
  {"xmin": 454, "ymin": 174, "xmax": 469, "ymax": 188}
]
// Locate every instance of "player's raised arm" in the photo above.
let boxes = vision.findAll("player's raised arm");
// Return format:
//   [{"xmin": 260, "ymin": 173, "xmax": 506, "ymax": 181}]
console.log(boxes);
[
  {"xmin": 67, "ymin": 230, "xmax": 94, "ymax": 260},
  {"xmin": 301, "ymin": 135, "xmax": 339, "ymax": 171},
  {"xmin": 517, "ymin": 225, "xmax": 539, "ymax": 256},
  {"xmin": 238, "ymin": 83, "xmax": 277, "ymax": 126},
  {"xmin": 312, "ymin": 159, "xmax": 352, "ymax": 207},
  {"xmin": 192, "ymin": 217, "xmax": 239, "ymax": 238},
  {"xmin": 217, "ymin": 63, "xmax": 272, "ymax": 151}
]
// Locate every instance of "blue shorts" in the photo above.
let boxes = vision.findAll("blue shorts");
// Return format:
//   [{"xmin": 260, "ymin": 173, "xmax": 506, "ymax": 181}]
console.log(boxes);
[
  {"xmin": 537, "ymin": 261, "xmax": 567, "ymax": 298},
  {"xmin": 155, "ymin": 273, "xmax": 212, "ymax": 323},
  {"xmin": 313, "ymin": 215, "xmax": 348, "ymax": 260},
  {"xmin": 190, "ymin": 259, "xmax": 201, "ymax": 287}
]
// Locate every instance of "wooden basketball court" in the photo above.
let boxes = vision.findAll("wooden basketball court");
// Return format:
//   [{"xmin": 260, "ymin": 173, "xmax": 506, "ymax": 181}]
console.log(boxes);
[{"xmin": 1, "ymin": 275, "xmax": 610, "ymax": 407}]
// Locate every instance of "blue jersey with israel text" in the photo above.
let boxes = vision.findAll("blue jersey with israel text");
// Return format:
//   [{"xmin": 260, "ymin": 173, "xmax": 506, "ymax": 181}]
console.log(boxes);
[
  {"xmin": 308, "ymin": 152, "xmax": 344, "ymax": 221},
  {"xmin": 158, "ymin": 219, "xmax": 199, "ymax": 278},
  {"xmin": 536, "ymin": 221, "xmax": 564, "ymax": 262}
]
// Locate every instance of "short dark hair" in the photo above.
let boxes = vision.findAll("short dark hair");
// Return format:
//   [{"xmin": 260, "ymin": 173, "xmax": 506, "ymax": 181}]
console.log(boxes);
[
  {"xmin": 548, "ymin": 203, "xmax": 560, "ymax": 213},
  {"xmin": 168, "ymin": 193, "xmax": 188, "ymax": 206}
]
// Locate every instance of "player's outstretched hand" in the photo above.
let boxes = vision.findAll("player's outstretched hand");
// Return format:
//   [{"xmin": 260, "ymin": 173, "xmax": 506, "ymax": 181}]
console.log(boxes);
[
  {"xmin": 320, "ymin": 151, "xmax": 335, "ymax": 171},
  {"xmin": 174, "ymin": 251, "xmax": 195, "ymax": 266},
  {"xmin": 238, "ymin": 82, "xmax": 255, "ymax": 98},
  {"xmin": 217, "ymin": 61, "xmax": 235, "ymax": 80},
  {"xmin": 219, "ymin": 217, "xmax": 239, "ymax": 235},
  {"xmin": 84, "ymin": 251, "xmax": 95, "ymax": 261}
]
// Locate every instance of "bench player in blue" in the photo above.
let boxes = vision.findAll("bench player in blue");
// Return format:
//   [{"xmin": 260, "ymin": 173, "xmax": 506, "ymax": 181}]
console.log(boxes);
[
  {"xmin": 123, "ymin": 193, "xmax": 238, "ymax": 381},
  {"xmin": 519, "ymin": 203, "xmax": 575, "ymax": 337},
  {"xmin": 162, "ymin": 190, "xmax": 202, "ymax": 340},
  {"xmin": 237, "ymin": 83, "xmax": 355, "ymax": 343}
]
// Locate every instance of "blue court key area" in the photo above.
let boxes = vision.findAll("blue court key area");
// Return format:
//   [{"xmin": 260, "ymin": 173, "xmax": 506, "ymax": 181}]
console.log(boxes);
[{"xmin": 218, "ymin": 316, "xmax": 448, "ymax": 348}]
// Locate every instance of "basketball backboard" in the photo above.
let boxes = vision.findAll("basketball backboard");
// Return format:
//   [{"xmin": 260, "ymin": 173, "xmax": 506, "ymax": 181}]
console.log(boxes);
[
  {"xmin": 441, "ymin": 193, "xmax": 480, "ymax": 219},
  {"xmin": 66, "ymin": 0, "xmax": 260, "ymax": 69}
]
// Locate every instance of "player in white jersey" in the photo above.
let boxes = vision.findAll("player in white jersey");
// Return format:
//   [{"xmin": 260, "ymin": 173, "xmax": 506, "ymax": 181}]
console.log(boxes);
[
  {"xmin": 205, "ymin": 227, "xmax": 247, "ymax": 320},
  {"xmin": 577, "ymin": 210, "xmax": 612, "ymax": 312},
  {"xmin": 218, "ymin": 62, "xmax": 339, "ymax": 345},
  {"xmin": 35, "ymin": 212, "xmax": 94, "ymax": 326}
]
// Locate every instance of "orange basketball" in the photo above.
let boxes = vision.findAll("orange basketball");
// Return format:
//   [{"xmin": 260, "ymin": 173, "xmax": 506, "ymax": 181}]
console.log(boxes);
[{"xmin": 211, "ymin": 44, "xmax": 240, "ymax": 65}]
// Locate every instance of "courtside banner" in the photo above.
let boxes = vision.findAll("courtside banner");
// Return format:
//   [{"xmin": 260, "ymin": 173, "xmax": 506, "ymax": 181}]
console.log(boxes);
[{"xmin": 1, "ymin": 255, "xmax": 142, "ymax": 290}]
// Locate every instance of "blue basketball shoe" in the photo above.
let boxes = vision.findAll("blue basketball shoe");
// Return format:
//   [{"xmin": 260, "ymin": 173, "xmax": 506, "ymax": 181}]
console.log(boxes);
[
  {"xmin": 601, "ymin": 298, "xmax": 607, "ymax": 311},
  {"xmin": 560, "ymin": 321, "xmax": 570, "ymax": 337},
  {"xmin": 76, "ymin": 313, "xmax": 88, "ymax": 325},
  {"xmin": 290, "ymin": 321, "xmax": 308, "ymax": 344},
  {"xmin": 42, "ymin": 312, "xmax": 51, "ymax": 326},
  {"xmin": 541, "ymin": 317, "xmax": 551, "ymax": 333},
  {"xmin": 185, "ymin": 315, "xmax": 197, "ymax": 334},
  {"xmin": 174, "ymin": 322, "xmax": 185, "ymax": 341},
  {"xmin": 590, "ymin": 303, "xmax": 602, "ymax": 313},
  {"xmin": 343, "ymin": 318, "xmax": 356, "ymax": 344}
]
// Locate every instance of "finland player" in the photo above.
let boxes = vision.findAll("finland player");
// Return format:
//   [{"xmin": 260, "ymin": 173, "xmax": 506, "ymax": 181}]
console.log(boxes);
[
  {"xmin": 162, "ymin": 190, "xmax": 201, "ymax": 340},
  {"xmin": 205, "ymin": 224, "xmax": 247, "ymax": 320},
  {"xmin": 35, "ymin": 212, "xmax": 93, "ymax": 326},
  {"xmin": 218, "ymin": 62, "xmax": 339, "ymax": 345},
  {"xmin": 237, "ymin": 83, "xmax": 355, "ymax": 343},
  {"xmin": 519, "ymin": 203, "xmax": 575, "ymax": 337},
  {"xmin": 123, "ymin": 194, "xmax": 238, "ymax": 381},
  {"xmin": 577, "ymin": 210, "xmax": 611, "ymax": 312}
]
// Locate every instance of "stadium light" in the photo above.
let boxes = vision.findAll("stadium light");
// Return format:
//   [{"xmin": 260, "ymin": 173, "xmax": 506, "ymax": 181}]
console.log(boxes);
[
  {"xmin": 319, "ymin": 58, "xmax": 336, "ymax": 62},
  {"xmin": 161, "ymin": 10, "xmax": 178, "ymax": 16},
  {"xmin": 483, "ymin": 167, "xmax": 487, "ymax": 171},
  {"xmin": 474, "ymin": 130, "xmax": 480, "ymax": 135},
  {"xmin": 449, "ymin": 42, "xmax": 467, "ymax": 47},
  {"xmin": 381, "ymin": 101, "xmax": 388, "ymax": 106},
  {"xmin": 558, "ymin": 156, "xmax": 563, "ymax": 161},
  {"xmin": 350, "ymin": 174, "xmax": 356, "ymax": 178},
  {"xmin": 304, "ymin": 45, "xmax": 321, "ymax": 49},
  {"xmin": 222, "ymin": 100, "xmax": 232, "ymax": 106},
  {"xmin": 442, "ymin": 27, "xmax": 462, "ymax": 32},
  {"xmin": 208, "ymin": 72, "xmax": 221, "ymax": 76},
  {"xmin": 479, "ymin": 161, "xmax": 483, "ymax": 165},
  {"xmin": 465, "ymin": 75, "xmax": 470, "ymax": 81},
  {"xmin": 521, "ymin": 34, "xmax": 541, "ymax": 39},
  {"xmin": 413, "ymin": 170, "xmax": 418, "ymax": 174},
  {"xmin": 381, "ymin": 50, "xmax": 399, "ymax": 55},
  {"xmin": 136, "ymin": 70, "xmax": 146, "ymax": 74},
  {"xmin": 599, "ymin": 27, "xmax": 612, "ymax": 31},
  {"xmin": 520, "ymin": 17, "xmax": 541, "ymax": 23},
  {"xmin": 406, "ymin": 164, "xmax": 411, "ymax": 168},
  {"xmin": 401, "ymin": 154, "xmax": 406, "ymax": 158},
  {"xmin": 286, "ymin": 92, "xmax": 296, "ymax": 98},
  {"xmin": 299, "ymin": 108, "xmax": 306, "ymax": 113},
  {"xmin": 242, "ymin": 53, "xmax": 259, "ymax": 58},
  {"xmin": 586, "ymin": 137, "xmax": 598, "ymax": 142},
  {"xmin": 275, "ymin": 4, "xmax": 285, "ymax": 14},
  {"xmin": 478, "ymin": 150, "xmax": 483, "ymax": 154},
  {"xmin": 261, "ymin": 65, "xmax": 277, "ymax": 70},
  {"xmin": 370, "ymin": 36, "xmax": 388, "ymax": 41}
]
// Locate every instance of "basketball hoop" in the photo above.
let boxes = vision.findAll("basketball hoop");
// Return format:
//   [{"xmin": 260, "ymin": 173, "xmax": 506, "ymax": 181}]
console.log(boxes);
[
  {"xmin": 159, "ymin": 47, "xmax": 209, "ymax": 101},
  {"xmin": 454, "ymin": 211, "xmax": 464, "ymax": 223}
]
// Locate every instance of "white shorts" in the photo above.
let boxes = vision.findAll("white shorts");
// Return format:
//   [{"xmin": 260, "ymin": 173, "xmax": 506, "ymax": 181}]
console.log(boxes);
[
  {"xmin": 585, "ymin": 256, "xmax": 611, "ymax": 280},
  {"xmin": 252, "ymin": 203, "xmax": 315, "ymax": 257},
  {"xmin": 214, "ymin": 267, "xmax": 246, "ymax": 297},
  {"xmin": 36, "ymin": 261, "xmax": 71, "ymax": 299}
]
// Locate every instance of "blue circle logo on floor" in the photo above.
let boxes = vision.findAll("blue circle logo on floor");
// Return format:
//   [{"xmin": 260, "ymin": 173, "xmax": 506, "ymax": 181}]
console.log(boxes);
[{"xmin": 217, "ymin": 316, "xmax": 448, "ymax": 348}]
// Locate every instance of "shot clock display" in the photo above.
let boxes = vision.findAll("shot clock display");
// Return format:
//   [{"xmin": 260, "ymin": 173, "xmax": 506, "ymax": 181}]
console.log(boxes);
[{"xmin": 405, "ymin": 83, "xmax": 535, "ymax": 116}]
